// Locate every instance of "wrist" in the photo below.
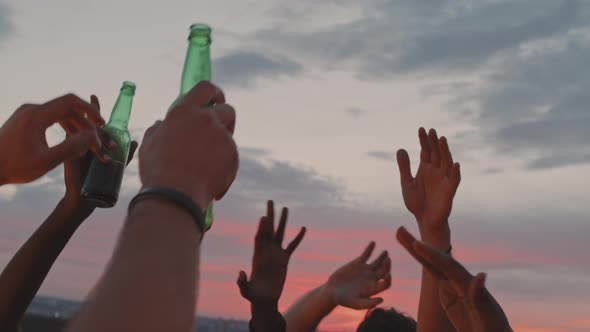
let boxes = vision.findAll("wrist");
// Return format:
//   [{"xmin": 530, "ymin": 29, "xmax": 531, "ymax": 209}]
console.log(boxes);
[
  {"xmin": 320, "ymin": 282, "xmax": 338, "ymax": 310},
  {"xmin": 128, "ymin": 195, "xmax": 203, "ymax": 240},
  {"xmin": 417, "ymin": 219, "xmax": 451, "ymax": 251},
  {"xmin": 251, "ymin": 300, "xmax": 279, "ymax": 320},
  {"xmin": 57, "ymin": 197, "xmax": 95, "ymax": 222},
  {"xmin": 140, "ymin": 180, "xmax": 211, "ymax": 211}
]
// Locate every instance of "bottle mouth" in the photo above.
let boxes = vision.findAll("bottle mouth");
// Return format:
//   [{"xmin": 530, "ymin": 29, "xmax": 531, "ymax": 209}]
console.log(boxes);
[
  {"xmin": 121, "ymin": 81, "xmax": 136, "ymax": 94},
  {"xmin": 189, "ymin": 23, "xmax": 212, "ymax": 44},
  {"xmin": 190, "ymin": 23, "xmax": 211, "ymax": 34}
]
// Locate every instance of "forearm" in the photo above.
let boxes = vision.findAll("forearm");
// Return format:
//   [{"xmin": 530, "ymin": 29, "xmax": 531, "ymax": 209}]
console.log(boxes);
[
  {"xmin": 250, "ymin": 301, "xmax": 285, "ymax": 332},
  {"xmin": 284, "ymin": 284, "xmax": 336, "ymax": 332},
  {"xmin": 416, "ymin": 219, "xmax": 455, "ymax": 332},
  {"xmin": 0, "ymin": 199, "xmax": 87, "ymax": 330},
  {"xmin": 67, "ymin": 199, "xmax": 202, "ymax": 332}
]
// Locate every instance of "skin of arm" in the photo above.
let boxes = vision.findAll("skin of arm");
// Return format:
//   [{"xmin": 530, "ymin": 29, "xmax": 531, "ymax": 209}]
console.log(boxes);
[
  {"xmin": 396, "ymin": 127, "xmax": 461, "ymax": 332},
  {"xmin": 285, "ymin": 242, "xmax": 391, "ymax": 332},
  {"xmin": 67, "ymin": 199, "xmax": 202, "ymax": 332},
  {"xmin": 0, "ymin": 96, "xmax": 134, "ymax": 332},
  {"xmin": 237, "ymin": 201, "xmax": 306, "ymax": 332},
  {"xmin": 0, "ymin": 200, "xmax": 92, "ymax": 332},
  {"xmin": 397, "ymin": 227, "xmax": 513, "ymax": 332},
  {"xmin": 66, "ymin": 81, "xmax": 239, "ymax": 332}
]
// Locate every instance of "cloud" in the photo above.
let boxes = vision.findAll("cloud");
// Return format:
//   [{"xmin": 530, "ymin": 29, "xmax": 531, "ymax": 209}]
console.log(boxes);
[
  {"xmin": 346, "ymin": 107, "xmax": 366, "ymax": 118},
  {"xmin": 392, "ymin": 0, "xmax": 582, "ymax": 73},
  {"xmin": 253, "ymin": 1, "xmax": 587, "ymax": 78},
  {"xmin": 445, "ymin": 38, "xmax": 590, "ymax": 170},
  {"xmin": 0, "ymin": 146, "xmax": 347, "ymax": 219},
  {"xmin": 213, "ymin": 51, "xmax": 303, "ymax": 88},
  {"xmin": 366, "ymin": 150, "xmax": 395, "ymax": 162},
  {"xmin": 221, "ymin": 155, "xmax": 346, "ymax": 214},
  {"xmin": 0, "ymin": 2, "xmax": 14, "ymax": 43}
]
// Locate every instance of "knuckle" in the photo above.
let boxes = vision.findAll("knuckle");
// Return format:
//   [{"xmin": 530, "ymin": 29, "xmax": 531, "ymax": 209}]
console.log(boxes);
[
  {"xmin": 62, "ymin": 93, "xmax": 79, "ymax": 103},
  {"xmin": 195, "ymin": 80, "xmax": 215, "ymax": 91},
  {"xmin": 197, "ymin": 109, "xmax": 215, "ymax": 125}
]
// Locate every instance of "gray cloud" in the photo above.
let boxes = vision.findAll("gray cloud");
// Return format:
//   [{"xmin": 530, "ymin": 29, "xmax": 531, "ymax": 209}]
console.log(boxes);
[
  {"xmin": 393, "ymin": 0, "xmax": 581, "ymax": 73},
  {"xmin": 254, "ymin": 1, "xmax": 590, "ymax": 169},
  {"xmin": 366, "ymin": 150, "xmax": 395, "ymax": 162},
  {"xmin": 0, "ymin": 2, "xmax": 14, "ymax": 43},
  {"xmin": 446, "ymin": 38, "xmax": 590, "ymax": 169},
  {"xmin": 213, "ymin": 51, "xmax": 303, "ymax": 88},
  {"xmin": 254, "ymin": 1, "xmax": 587, "ymax": 78},
  {"xmin": 346, "ymin": 107, "xmax": 366, "ymax": 118},
  {"xmin": 1, "ymin": 147, "xmax": 347, "ymax": 220},
  {"xmin": 221, "ymin": 155, "xmax": 346, "ymax": 215}
]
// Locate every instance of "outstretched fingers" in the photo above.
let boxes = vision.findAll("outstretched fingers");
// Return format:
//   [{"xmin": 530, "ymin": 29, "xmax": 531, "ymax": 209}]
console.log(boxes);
[
  {"xmin": 428, "ymin": 128, "xmax": 441, "ymax": 167},
  {"xmin": 419, "ymin": 127, "xmax": 431, "ymax": 163},
  {"xmin": 351, "ymin": 297, "xmax": 384, "ymax": 310},
  {"xmin": 396, "ymin": 149, "xmax": 414, "ymax": 186},
  {"xmin": 237, "ymin": 270, "xmax": 250, "ymax": 300},
  {"xmin": 396, "ymin": 227, "xmax": 446, "ymax": 280},
  {"xmin": 286, "ymin": 227, "xmax": 306, "ymax": 255},
  {"xmin": 359, "ymin": 241, "xmax": 376, "ymax": 263},
  {"xmin": 412, "ymin": 238, "xmax": 473, "ymax": 288},
  {"xmin": 374, "ymin": 273, "xmax": 392, "ymax": 294},
  {"xmin": 440, "ymin": 136, "xmax": 453, "ymax": 177},
  {"xmin": 275, "ymin": 207, "xmax": 288, "ymax": 245}
]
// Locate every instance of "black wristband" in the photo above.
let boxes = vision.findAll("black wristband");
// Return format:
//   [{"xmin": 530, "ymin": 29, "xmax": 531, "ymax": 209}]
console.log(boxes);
[{"xmin": 129, "ymin": 186, "xmax": 206, "ymax": 238}]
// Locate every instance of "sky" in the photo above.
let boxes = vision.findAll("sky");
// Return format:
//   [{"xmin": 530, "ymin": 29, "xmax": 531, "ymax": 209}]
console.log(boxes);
[{"xmin": 0, "ymin": 0, "xmax": 589, "ymax": 331}]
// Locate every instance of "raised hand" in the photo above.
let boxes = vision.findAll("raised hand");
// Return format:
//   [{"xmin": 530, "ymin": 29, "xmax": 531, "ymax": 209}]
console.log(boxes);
[
  {"xmin": 397, "ymin": 227, "xmax": 513, "ymax": 332},
  {"xmin": 326, "ymin": 242, "xmax": 391, "ymax": 310},
  {"xmin": 139, "ymin": 81, "xmax": 238, "ymax": 209},
  {"xmin": 238, "ymin": 200, "xmax": 306, "ymax": 305},
  {"xmin": 0, "ymin": 93, "xmax": 109, "ymax": 186},
  {"xmin": 62, "ymin": 96, "xmax": 138, "ymax": 217},
  {"xmin": 397, "ymin": 127, "xmax": 461, "ymax": 248}
]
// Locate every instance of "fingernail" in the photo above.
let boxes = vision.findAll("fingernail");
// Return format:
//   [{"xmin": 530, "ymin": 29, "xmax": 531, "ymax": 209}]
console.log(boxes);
[{"xmin": 108, "ymin": 139, "xmax": 117, "ymax": 148}]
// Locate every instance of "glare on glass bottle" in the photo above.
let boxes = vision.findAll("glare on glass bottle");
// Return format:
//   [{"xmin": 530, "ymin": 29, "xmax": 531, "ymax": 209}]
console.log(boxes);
[
  {"xmin": 81, "ymin": 81, "xmax": 136, "ymax": 208},
  {"xmin": 169, "ymin": 23, "xmax": 214, "ymax": 230}
]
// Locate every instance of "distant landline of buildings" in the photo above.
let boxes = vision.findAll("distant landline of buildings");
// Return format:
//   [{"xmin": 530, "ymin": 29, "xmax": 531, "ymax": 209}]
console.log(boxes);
[{"xmin": 24, "ymin": 295, "xmax": 250, "ymax": 332}]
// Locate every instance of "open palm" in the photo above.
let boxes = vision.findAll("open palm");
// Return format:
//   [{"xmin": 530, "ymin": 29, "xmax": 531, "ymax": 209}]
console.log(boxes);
[
  {"xmin": 327, "ymin": 242, "xmax": 391, "ymax": 310},
  {"xmin": 397, "ymin": 128, "xmax": 461, "ymax": 231},
  {"xmin": 238, "ymin": 201, "xmax": 306, "ymax": 304}
]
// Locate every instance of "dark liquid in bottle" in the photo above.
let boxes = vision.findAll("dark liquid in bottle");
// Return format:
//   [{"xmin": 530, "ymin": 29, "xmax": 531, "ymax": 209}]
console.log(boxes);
[{"xmin": 80, "ymin": 159, "xmax": 125, "ymax": 208}]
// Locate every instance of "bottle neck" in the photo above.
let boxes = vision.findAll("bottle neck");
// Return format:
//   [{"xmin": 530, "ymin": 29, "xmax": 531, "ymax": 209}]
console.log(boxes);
[
  {"xmin": 107, "ymin": 89, "xmax": 134, "ymax": 129},
  {"xmin": 179, "ymin": 39, "xmax": 211, "ymax": 95}
]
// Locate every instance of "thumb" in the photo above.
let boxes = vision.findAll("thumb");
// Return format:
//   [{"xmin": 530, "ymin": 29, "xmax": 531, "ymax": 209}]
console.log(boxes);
[
  {"xmin": 468, "ymin": 272, "xmax": 486, "ymax": 310},
  {"xmin": 396, "ymin": 149, "xmax": 413, "ymax": 186},
  {"xmin": 237, "ymin": 270, "xmax": 250, "ymax": 300},
  {"xmin": 351, "ymin": 297, "xmax": 383, "ymax": 310},
  {"xmin": 43, "ymin": 130, "xmax": 101, "ymax": 169}
]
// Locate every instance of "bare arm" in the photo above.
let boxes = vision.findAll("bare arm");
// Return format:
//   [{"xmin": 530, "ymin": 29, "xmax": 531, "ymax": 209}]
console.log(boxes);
[
  {"xmin": 67, "ymin": 81, "xmax": 238, "ymax": 332},
  {"xmin": 237, "ymin": 201, "xmax": 306, "ymax": 332},
  {"xmin": 397, "ymin": 227, "xmax": 513, "ymax": 332},
  {"xmin": 0, "ymin": 200, "xmax": 90, "ymax": 331},
  {"xmin": 0, "ymin": 96, "xmax": 127, "ymax": 331},
  {"xmin": 396, "ymin": 128, "xmax": 461, "ymax": 332},
  {"xmin": 285, "ymin": 242, "xmax": 391, "ymax": 332},
  {"xmin": 284, "ymin": 284, "xmax": 336, "ymax": 332},
  {"xmin": 67, "ymin": 199, "xmax": 202, "ymax": 332}
]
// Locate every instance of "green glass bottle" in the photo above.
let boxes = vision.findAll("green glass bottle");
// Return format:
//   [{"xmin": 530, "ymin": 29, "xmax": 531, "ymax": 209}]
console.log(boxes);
[
  {"xmin": 81, "ymin": 81, "xmax": 136, "ymax": 208},
  {"xmin": 169, "ymin": 23, "xmax": 214, "ymax": 230}
]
